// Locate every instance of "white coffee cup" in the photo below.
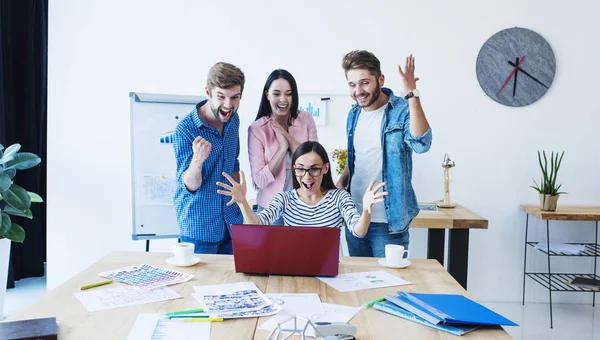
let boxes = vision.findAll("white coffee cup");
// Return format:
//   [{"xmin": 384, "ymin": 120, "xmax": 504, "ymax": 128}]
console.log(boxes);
[
  {"xmin": 385, "ymin": 244, "xmax": 410, "ymax": 266},
  {"xmin": 173, "ymin": 242, "xmax": 194, "ymax": 264}
]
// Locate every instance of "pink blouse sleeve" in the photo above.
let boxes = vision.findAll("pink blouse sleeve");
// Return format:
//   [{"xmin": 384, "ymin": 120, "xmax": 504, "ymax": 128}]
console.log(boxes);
[{"xmin": 248, "ymin": 125, "xmax": 275, "ymax": 188}]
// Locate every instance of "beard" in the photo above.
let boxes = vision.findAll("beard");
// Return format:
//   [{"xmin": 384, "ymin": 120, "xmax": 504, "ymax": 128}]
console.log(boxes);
[{"xmin": 354, "ymin": 79, "xmax": 381, "ymax": 108}]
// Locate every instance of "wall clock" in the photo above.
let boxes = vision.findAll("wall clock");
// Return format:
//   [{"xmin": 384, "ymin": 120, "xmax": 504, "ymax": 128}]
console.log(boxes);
[{"xmin": 476, "ymin": 27, "xmax": 556, "ymax": 107}]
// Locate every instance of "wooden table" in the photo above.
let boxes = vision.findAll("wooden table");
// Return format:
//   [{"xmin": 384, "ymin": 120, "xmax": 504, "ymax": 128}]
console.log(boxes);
[
  {"xmin": 411, "ymin": 203, "xmax": 488, "ymax": 289},
  {"xmin": 520, "ymin": 204, "xmax": 600, "ymax": 328},
  {"xmin": 7, "ymin": 251, "xmax": 509, "ymax": 339}
]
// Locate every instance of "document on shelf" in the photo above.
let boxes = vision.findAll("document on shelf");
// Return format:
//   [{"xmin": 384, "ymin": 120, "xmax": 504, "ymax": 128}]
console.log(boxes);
[
  {"xmin": 535, "ymin": 242, "xmax": 585, "ymax": 254},
  {"xmin": 126, "ymin": 313, "xmax": 210, "ymax": 340},
  {"xmin": 317, "ymin": 270, "xmax": 412, "ymax": 292}
]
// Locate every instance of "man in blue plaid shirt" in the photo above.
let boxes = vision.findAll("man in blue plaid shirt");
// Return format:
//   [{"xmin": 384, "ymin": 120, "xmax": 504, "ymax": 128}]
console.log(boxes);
[{"xmin": 173, "ymin": 62, "xmax": 245, "ymax": 254}]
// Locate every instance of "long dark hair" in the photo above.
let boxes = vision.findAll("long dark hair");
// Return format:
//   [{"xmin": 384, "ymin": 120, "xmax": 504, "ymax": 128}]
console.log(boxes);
[
  {"xmin": 291, "ymin": 141, "xmax": 336, "ymax": 191},
  {"xmin": 255, "ymin": 69, "xmax": 299, "ymax": 124}
]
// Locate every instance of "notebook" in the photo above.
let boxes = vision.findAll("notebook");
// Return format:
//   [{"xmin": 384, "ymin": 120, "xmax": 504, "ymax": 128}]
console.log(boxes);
[
  {"xmin": 230, "ymin": 224, "xmax": 340, "ymax": 276},
  {"xmin": 386, "ymin": 292, "xmax": 518, "ymax": 326},
  {"xmin": 374, "ymin": 301, "xmax": 480, "ymax": 336}
]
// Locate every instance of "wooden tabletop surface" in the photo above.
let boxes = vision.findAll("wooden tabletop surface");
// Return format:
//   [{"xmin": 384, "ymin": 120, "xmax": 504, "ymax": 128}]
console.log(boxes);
[
  {"xmin": 8, "ymin": 251, "xmax": 510, "ymax": 339},
  {"xmin": 520, "ymin": 204, "xmax": 600, "ymax": 221},
  {"xmin": 411, "ymin": 203, "xmax": 488, "ymax": 229}
]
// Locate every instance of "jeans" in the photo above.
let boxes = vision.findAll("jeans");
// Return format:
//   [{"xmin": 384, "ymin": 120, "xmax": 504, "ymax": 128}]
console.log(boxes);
[
  {"xmin": 256, "ymin": 205, "xmax": 285, "ymax": 226},
  {"xmin": 345, "ymin": 222, "xmax": 410, "ymax": 258},
  {"xmin": 180, "ymin": 231, "xmax": 233, "ymax": 255}
]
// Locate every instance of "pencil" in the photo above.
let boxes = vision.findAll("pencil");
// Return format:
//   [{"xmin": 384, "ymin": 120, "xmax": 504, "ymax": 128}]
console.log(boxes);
[
  {"xmin": 80, "ymin": 279, "xmax": 113, "ymax": 290},
  {"xmin": 170, "ymin": 317, "xmax": 223, "ymax": 322},
  {"xmin": 164, "ymin": 308, "xmax": 205, "ymax": 316},
  {"xmin": 363, "ymin": 297, "xmax": 385, "ymax": 308}
]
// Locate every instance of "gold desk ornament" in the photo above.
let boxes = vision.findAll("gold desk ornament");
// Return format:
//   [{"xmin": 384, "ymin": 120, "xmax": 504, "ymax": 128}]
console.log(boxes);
[{"xmin": 436, "ymin": 153, "xmax": 456, "ymax": 208}]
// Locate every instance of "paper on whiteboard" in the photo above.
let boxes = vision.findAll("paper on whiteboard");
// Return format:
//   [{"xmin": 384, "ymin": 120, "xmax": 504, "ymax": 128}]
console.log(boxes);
[{"xmin": 137, "ymin": 173, "xmax": 176, "ymax": 205}]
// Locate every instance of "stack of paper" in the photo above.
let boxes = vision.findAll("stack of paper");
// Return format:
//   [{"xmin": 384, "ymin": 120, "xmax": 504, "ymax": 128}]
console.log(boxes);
[
  {"xmin": 374, "ymin": 292, "xmax": 517, "ymax": 336},
  {"xmin": 127, "ymin": 313, "xmax": 210, "ymax": 340},
  {"xmin": 535, "ymin": 242, "xmax": 586, "ymax": 254},
  {"xmin": 192, "ymin": 282, "xmax": 282, "ymax": 318},
  {"xmin": 74, "ymin": 286, "xmax": 182, "ymax": 312}
]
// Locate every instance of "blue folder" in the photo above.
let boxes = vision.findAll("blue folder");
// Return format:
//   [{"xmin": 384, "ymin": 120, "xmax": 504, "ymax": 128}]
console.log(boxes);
[
  {"xmin": 374, "ymin": 301, "xmax": 481, "ymax": 336},
  {"xmin": 390, "ymin": 292, "xmax": 518, "ymax": 326}
]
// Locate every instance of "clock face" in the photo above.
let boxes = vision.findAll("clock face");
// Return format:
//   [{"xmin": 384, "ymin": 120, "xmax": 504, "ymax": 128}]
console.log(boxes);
[{"xmin": 476, "ymin": 27, "xmax": 556, "ymax": 107}]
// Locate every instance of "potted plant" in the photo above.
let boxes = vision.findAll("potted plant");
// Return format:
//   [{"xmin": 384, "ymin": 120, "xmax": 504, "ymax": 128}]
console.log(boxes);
[
  {"xmin": 531, "ymin": 150, "xmax": 565, "ymax": 211},
  {"xmin": 0, "ymin": 143, "xmax": 43, "ymax": 319}
]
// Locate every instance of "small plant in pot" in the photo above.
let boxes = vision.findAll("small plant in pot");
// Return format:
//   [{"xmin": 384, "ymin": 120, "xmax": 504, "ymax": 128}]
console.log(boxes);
[{"xmin": 531, "ymin": 150, "xmax": 566, "ymax": 211}]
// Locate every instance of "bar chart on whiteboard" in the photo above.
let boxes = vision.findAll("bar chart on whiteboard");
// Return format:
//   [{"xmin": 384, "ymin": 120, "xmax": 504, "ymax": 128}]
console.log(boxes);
[{"xmin": 298, "ymin": 94, "xmax": 328, "ymax": 126}]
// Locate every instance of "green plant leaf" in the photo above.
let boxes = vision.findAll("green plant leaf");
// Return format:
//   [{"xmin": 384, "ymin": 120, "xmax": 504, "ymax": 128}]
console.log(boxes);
[
  {"xmin": 3, "ymin": 205, "xmax": 33, "ymax": 219},
  {"xmin": 0, "ymin": 155, "xmax": 14, "ymax": 165},
  {"xmin": 0, "ymin": 172, "xmax": 11, "ymax": 192},
  {"xmin": 5, "ymin": 169, "xmax": 16, "ymax": 179},
  {"xmin": 0, "ymin": 212, "xmax": 11, "ymax": 236},
  {"xmin": 4, "ymin": 152, "xmax": 41, "ymax": 171},
  {"xmin": 4, "ymin": 223, "xmax": 25, "ymax": 242},
  {"xmin": 2, "ymin": 144, "xmax": 21, "ymax": 160},
  {"xmin": 2, "ymin": 183, "xmax": 31, "ymax": 211},
  {"xmin": 28, "ymin": 191, "xmax": 44, "ymax": 203}
]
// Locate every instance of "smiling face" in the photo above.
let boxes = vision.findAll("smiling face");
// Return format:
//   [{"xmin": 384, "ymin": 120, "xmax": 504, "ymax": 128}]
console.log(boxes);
[
  {"xmin": 293, "ymin": 151, "xmax": 330, "ymax": 195},
  {"xmin": 266, "ymin": 78, "xmax": 293, "ymax": 118},
  {"xmin": 205, "ymin": 86, "xmax": 242, "ymax": 124},
  {"xmin": 346, "ymin": 69, "xmax": 384, "ymax": 110}
]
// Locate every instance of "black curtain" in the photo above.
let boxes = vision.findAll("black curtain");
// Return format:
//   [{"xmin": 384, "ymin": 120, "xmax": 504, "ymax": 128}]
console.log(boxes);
[{"xmin": 0, "ymin": 0, "xmax": 48, "ymax": 287}]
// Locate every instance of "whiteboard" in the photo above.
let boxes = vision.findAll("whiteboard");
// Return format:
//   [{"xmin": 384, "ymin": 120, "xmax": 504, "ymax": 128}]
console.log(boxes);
[{"xmin": 130, "ymin": 92, "xmax": 205, "ymax": 240}]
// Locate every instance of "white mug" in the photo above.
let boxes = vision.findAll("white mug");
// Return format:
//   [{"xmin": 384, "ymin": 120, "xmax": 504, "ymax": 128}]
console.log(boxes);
[
  {"xmin": 385, "ymin": 244, "xmax": 410, "ymax": 266},
  {"xmin": 173, "ymin": 242, "xmax": 194, "ymax": 264}
]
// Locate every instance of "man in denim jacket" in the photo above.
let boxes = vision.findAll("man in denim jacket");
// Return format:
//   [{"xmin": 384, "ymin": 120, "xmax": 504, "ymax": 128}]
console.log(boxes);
[{"xmin": 336, "ymin": 50, "xmax": 432, "ymax": 257}]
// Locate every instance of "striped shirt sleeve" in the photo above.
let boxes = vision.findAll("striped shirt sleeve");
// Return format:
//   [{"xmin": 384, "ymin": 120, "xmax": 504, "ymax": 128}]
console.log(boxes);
[
  {"xmin": 336, "ymin": 190, "xmax": 361, "ymax": 237},
  {"xmin": 257, "ymin": 192, "xmax": 286, "ymax": 225}
]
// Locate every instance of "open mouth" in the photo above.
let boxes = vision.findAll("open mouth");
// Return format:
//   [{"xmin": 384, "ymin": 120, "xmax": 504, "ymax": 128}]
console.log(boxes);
[
  {"xmin": 276, "ymin": 103, "xmax": 289, "ymax": 111},
  {"xmin": 219, "ymin": 108, "xmax": 232, "ymax": 119},
  {"xmin": 302, "ymin": 182, "xmax": 316, "ymax": 190}
]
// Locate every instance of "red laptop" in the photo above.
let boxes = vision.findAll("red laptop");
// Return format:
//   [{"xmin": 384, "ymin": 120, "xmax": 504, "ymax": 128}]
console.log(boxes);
[{"xmin": 230, "ymin": 224, "xmax": 340, "ymax": 277}]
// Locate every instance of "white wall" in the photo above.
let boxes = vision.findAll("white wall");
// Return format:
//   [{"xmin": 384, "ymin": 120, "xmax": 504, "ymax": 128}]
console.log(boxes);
[{"xmin": 48, "ymin": 0, "xmax": 600, "ymax": 303}]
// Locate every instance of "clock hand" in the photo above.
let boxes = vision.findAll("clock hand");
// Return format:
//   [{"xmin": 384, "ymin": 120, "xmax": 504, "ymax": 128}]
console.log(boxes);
[
  {"xmin": 508, "ymin": 60, "xmax": 549, "ymax": 89},
  {"xmin": 496, "ymin": 56, "xmax": 526, "ymax": 97},
  {"xmin": 513, "ymin": 57, "xmax": 519, "ymax": 97}
]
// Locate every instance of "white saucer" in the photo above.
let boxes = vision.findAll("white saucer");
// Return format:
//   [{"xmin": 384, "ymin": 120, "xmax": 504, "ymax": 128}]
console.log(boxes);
[
  {"xmin": 166, "ymin": 256, "xmax": 201, "ymax": 267},
  {"xmin": 378, "ymin": 258, "xmax": 411, "ymax": 269}
]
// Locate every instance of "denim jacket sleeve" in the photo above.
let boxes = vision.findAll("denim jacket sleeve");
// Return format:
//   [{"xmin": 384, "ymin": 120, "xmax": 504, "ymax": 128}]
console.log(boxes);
[{"xmin": 403, "ymin": 111, "xmax": 432, "ymax": 154}]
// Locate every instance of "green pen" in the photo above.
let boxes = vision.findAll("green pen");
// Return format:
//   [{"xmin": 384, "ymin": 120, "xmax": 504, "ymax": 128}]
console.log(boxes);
[
  {"xmin": 80, "ymin": 279, "xmax": 113, "ymax": 290},
  {"xmin": 363, "ymin": 297, "xmax": 385, "ymax": 308},
  {"xmin": 165, "ymin": 308, "xmax": 205, "ymax": 316}
]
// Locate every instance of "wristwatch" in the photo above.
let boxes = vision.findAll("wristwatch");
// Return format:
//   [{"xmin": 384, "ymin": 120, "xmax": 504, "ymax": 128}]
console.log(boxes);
[{"xmin": 403, "ymin": 88, "xmax": 420, "ymax": 100}]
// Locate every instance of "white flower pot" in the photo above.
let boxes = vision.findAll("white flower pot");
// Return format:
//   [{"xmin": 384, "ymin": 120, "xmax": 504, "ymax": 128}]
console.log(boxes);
[{"xmin": 0, "ymin": 238, "xmax": 11, "ymax": 320}]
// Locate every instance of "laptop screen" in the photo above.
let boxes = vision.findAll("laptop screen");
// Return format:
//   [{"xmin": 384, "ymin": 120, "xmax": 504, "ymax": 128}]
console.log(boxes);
[{"xmin": 230, "ymin": 224, "xmax": 340, "ymax": 277}]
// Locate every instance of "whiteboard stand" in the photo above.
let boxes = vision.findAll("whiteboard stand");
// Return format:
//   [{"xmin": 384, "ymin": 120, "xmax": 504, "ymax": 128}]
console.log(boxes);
[{"xmin": 130, "ymin": 92, "xmax": 205, "ymax": 251}]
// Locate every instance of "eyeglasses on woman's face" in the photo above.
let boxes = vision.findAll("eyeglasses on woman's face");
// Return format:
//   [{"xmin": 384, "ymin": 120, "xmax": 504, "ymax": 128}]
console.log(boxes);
[{"xmin": 292, "ymin": 165, "xmax": 325, "ymax": 177}]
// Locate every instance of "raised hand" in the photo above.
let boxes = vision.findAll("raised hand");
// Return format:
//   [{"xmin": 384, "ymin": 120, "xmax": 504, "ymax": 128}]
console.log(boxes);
[
  {"xmin": 362, "ymin": 179, "xmax": 388, "ymax": 214},
  {"xmin": 398, "ymin": 54, "xmax": 420, "ymax": 94},
  {"xmin": 192, "ymin": 136, "xmax": 212, "ymax": 164},
  {"xmin": 216, "ymin": 171, "xmax": 247, "ymax": 206}
]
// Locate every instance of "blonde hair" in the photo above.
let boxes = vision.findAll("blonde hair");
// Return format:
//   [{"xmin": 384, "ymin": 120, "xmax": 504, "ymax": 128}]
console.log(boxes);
[
  {"xmin": 206, "ymin": 62, "xmax": 245, "ymax": 92},
  {"xmin": 341, "ymin": 50, "xmax": 382, "ymax": 78}
]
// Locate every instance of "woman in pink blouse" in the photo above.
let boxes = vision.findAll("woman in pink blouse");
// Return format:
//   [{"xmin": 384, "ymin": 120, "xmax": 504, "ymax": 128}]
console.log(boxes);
[{"xmin": 248, "ymin": 69, "xmax": 318, "ymax": 225}]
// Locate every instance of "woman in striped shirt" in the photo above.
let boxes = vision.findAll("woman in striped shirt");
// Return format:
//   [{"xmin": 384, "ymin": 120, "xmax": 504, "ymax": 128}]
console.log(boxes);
[{"xmin": 217, "ymin": 141, "xmax": 386, "ymax": 238}]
